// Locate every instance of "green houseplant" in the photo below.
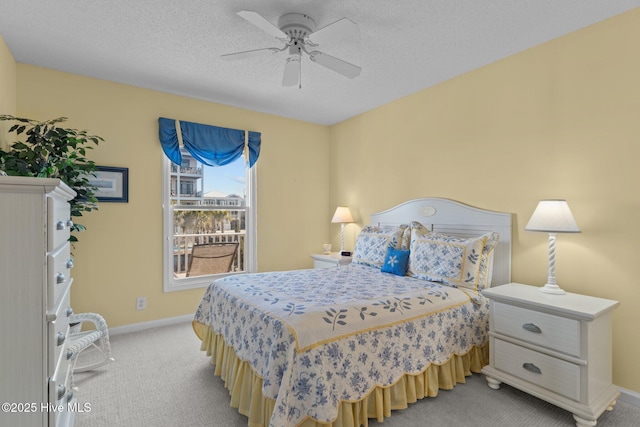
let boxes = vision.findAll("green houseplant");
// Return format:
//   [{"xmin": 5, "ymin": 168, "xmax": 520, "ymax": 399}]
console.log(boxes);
[{"xmin": 0, "ymin": 115, "xmax": 104, "ymax": 242}]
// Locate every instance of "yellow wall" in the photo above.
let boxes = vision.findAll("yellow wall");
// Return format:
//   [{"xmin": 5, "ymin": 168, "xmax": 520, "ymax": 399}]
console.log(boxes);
[
  {"xmin": 0, "ymin": 35, "xmax": 16, "ymax": 148},
  {"xmin": 15, "ymin": 64, "xmax": 330, "ymax": 328},
  {"xmin": 330, "ymin": 9, "xmax": 640, "ymax": 391}
]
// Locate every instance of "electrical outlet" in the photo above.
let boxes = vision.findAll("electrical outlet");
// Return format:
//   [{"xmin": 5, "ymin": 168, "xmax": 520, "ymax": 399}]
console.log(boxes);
[{"xmin": 136, "ymin": 297, "xmax": 147, "ymax": 310}]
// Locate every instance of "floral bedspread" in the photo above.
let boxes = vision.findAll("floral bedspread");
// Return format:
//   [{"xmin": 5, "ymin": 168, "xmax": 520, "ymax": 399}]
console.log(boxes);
[{"xmin": 194, "ymin": 263, "xmax": 489, "ymax": 427}]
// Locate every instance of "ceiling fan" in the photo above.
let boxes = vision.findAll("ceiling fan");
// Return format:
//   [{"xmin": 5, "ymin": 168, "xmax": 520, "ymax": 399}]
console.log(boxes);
[{"xmin": 222, "ymin": 10, "xmax": 362, "ymax": 88}]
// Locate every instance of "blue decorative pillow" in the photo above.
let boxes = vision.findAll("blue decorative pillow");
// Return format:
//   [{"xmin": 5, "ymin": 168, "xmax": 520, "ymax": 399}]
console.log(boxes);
[{"xmin": 381, "ymin": 247, "xmax": 410, "ymax": 276}]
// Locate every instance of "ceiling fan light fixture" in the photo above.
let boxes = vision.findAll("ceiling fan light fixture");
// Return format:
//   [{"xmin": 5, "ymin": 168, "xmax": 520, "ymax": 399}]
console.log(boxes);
[{"xmin": 282, "ymin": 55, "xmax": 301, "ymax": 87}]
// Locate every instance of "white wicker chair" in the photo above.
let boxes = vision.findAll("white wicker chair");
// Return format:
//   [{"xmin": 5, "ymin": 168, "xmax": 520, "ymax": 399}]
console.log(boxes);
[{"xmin": 67, "ymin": 312, "xmax": 114, "ymax": 383}]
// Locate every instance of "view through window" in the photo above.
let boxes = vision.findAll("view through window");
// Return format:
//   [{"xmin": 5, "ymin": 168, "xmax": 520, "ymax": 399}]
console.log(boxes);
[{"xmin": 163, "ymin": 149, "xmax": 256, "ymax": 291}]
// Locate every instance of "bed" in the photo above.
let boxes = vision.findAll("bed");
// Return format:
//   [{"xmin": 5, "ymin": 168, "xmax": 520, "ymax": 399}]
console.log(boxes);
[{"xmin": 193, "ymin": 198, "xmax": 512, "ymax": 427}]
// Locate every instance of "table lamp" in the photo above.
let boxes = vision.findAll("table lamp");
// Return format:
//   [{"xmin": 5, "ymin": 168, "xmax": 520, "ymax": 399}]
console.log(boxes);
[
  {"xmin": 331, "ymin": 206, "xmax": 354, "ymax": 253},
  {"xmin": 525, "ymin": 200, "xmax": 580, "ymax": 295}
]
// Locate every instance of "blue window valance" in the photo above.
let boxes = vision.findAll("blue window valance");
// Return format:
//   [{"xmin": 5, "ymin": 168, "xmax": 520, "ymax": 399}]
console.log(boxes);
[{"xmin": 158, "ymin": 117, "xmax": 261, "ymax": 168}]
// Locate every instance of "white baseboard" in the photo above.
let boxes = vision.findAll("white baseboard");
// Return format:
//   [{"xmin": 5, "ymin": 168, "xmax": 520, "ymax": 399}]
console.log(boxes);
[
  {"xmin": 619, "ymin": 386, "xmax": 640, "ymax": 408},
  {"xmin": 108, "ymin": 314, "xmax": 193, "ymax": 336}
]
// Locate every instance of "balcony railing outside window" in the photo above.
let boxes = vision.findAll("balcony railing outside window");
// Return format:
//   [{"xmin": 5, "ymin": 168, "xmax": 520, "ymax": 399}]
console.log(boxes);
[
  {"xmin": 171, "ymin": 164, "xmax": 203, "ymax": 175},
  {"xmin": 172, "ymin": 190, "xmax": 202, "ymax": 198},
  {"xmin": 172, "ymin": 206, "xmax": 246, "ymax": 279},
  {"xmin": 173, "ymin": 232, "xmax": 245, "ymax": 277}
]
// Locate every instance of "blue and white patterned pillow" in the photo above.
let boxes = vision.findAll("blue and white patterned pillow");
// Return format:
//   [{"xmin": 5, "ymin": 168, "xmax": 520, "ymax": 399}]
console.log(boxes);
[
  {"xmin": 352, "ymin": 225, "xmax": 408, "ymax": 268},
  {"xmin": 408, "ymin": 231, "xmax": 491, "ymax": 292},
  {"xmin": 381, "ymin": 247, "xmax": 410, "ymax": 276}
]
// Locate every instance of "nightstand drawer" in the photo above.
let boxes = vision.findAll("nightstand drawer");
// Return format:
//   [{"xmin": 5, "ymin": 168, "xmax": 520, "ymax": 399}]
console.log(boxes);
[
  {"xmin": 311, "ymin": 253, "xmax": 352, "ymax": 269},
  {"xmin": 314, "ymin": 259, "xmax": 339, "ymax": 268},
  {"xmin": 493, "ymin": 302, "xmax": 580, "ymax": 357},
  {"xmin": 494, "ymin": 338, "xmax": 581, "ymax": 401}
]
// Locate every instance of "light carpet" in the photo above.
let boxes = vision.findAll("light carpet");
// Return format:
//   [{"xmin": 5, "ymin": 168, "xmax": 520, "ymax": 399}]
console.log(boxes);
[{"xmin": 73, "ymin": 321, "xmax": 640, "ymax": 427}]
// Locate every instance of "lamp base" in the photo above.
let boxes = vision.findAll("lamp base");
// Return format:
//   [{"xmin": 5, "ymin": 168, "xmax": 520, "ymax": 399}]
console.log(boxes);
[{"xmin": 539, "ymin": 283, "xmax": 566, "ymax": 295}]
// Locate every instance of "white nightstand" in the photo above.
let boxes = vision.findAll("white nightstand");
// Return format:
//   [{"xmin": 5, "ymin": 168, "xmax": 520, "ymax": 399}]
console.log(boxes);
[
  {"xmin": 481, "ymin": 283, "xmax": 619, "ymax": 427},
  {"xmin": 311, "ymin": 252, "xmax": 352, "ymax": 269}
]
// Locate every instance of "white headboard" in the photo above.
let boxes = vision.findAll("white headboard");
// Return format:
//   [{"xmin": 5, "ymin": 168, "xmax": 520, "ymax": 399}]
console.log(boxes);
[{"xmin": 370, "ymin": 198, "xmax": 512, "ymax": 286}]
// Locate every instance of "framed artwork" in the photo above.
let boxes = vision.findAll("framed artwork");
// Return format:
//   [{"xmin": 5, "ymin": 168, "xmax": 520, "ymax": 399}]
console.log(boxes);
[{"xmin": 87, "ymin": 166, "xmax": 129, "ymax": 203}]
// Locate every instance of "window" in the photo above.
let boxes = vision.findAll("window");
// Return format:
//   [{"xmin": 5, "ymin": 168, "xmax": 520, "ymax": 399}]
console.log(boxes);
[
  {"xmin": 180, "ymin": 181, "xmax": 194, "ymax": 196},
  {"xmin": 162, "ymin": 150, "xmax": 257, "ymax": 292}
]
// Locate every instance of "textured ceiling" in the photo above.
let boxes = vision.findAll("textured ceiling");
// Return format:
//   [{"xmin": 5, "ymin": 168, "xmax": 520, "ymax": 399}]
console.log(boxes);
[{"xmin": 1, "ymin": 1, "xmax": 639, "ymax": 125}]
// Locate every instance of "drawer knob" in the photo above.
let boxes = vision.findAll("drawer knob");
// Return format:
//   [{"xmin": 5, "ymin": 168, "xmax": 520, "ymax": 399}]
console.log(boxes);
[
  {"xmin": 56, "ymin": 220, "xmax": 66, "ymax": 230},
  {"xmin": 56, "ymin": 272, "xmax": 66, "ymax": 284},
  {"xmin": 56, "ymin": 332, "xmax": 66, "ymax": 346},
  {"xmin": 522, "ymin": 323, "xmax": 542, "ymax": 334},
  {"xmin": 522, "ymin": 362, "xmax": 542, "ymax": 375},
  {"xmin": 66, "ymin": 219, "xmax": 74, "ymax": 228},
  {"xmin": 57, "ymin": 384, "xmax": 66, "ymax": 400},
  {"xmin": 66, "ymin": 306, "xmax": 74, "ymax": 317},
  {"xmin": 67, "ymin": 349, "xmax": 74, "ymax": 360},
  {"xmin": 67, "ymin": 258, "xmax": 74, "ymax": 269}
]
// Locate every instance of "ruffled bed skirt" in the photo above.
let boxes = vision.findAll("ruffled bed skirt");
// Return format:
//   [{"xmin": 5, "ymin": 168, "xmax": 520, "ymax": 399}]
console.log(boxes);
[{"xmin": 193, "ymin": 321, "xmax": 489, "ymax": 427}]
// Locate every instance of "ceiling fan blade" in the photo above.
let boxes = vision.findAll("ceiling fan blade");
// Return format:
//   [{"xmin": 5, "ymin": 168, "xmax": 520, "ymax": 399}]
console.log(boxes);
[
  {"xmin": 237, "ymin": 10, "xmax": 288, "ymax": 39},
  {"xmin": 282, "ymin": 55, "xmax": 301, "ymax": 87},
  {"xmin": 307, "ymin": 17, "xmax": 358, "ymax": 46},
  {"xmin": 309, "ymin": 51, "xmax": 361, "ymax": 79},
  {"xmin": 221, "ymin": 47, "xmax": 281, "ymax": 61}
]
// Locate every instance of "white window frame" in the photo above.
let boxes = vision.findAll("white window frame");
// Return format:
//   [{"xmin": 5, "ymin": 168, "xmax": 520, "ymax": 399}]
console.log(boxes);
[{"xmin": 162, "ymin": 156, "xmax": 257, "ymax": 292}]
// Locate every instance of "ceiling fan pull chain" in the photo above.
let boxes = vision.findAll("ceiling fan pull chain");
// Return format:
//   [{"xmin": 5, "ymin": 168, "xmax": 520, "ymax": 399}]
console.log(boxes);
[{"xmin": 299, "ymin": 57, "xmax": 302, "ymax": 89}]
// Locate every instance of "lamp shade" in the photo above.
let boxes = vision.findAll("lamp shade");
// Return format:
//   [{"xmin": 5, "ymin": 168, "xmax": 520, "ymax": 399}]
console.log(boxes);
[
  {"xmin": 331, "ymin": 206, "xmax": 354, "ymax": 223},
  {"xmin": 525, "ymin": 200, "xmax": 580, "ymax": 233}
]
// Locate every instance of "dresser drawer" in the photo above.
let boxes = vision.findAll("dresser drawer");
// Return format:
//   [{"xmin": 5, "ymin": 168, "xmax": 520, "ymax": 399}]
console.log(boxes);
[
  {"xmin": 48, "ymin": 281, "xmax": 72, "ymax": 373},
  {"xmin": 494, "ymin": 338, "xmax": 581, "ymax": 401},
  {"xmin": 48, "ymin": 338, "xmax": 72, "ymax": 427},
  {"xmin": 47, "ymin": 242, "xmax": 73, "ymax": 308},
  {"xmin": 493, "ymin": 302, "xmax": 581, "ymax": 357},
  {"xmin": 48, "ymin": 196, "xmax": 72, "ymax": 252}
]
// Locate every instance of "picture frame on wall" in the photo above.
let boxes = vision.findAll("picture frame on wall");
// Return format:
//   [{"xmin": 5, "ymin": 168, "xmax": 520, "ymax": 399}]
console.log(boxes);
[{"xmin": 87, "ymin": 166, "xmax": 129, "ymax": 203}]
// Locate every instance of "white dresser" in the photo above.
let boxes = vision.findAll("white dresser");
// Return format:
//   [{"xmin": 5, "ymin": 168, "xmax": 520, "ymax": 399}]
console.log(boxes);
[
  {"xmin": 481, "ymin": 283, "xmax": 619, "ymax": 427},
  {"xmin": 0, "ymin": 176, "xmax": 76, "ymax": 427}
]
